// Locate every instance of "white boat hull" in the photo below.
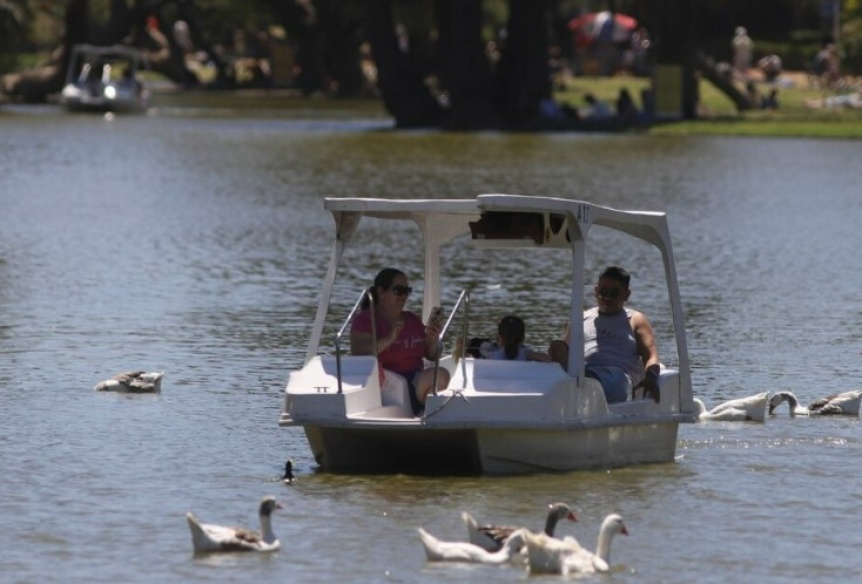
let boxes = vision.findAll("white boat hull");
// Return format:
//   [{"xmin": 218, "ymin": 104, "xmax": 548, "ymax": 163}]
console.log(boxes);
[
  {"xmin": 60, "ymin": 83, "xmax": 149, "ymax": 113},
  {"xmin": 281, "ymin": 354, "xmax": 690, "ymax": 474},
  {"xmin": 298, "ymin": 419, "xmax": 679, "ymax": 475}
]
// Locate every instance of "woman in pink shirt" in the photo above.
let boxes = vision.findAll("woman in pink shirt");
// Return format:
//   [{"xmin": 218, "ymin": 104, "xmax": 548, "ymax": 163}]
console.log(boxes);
[{"xmin": 350, "ymin": 268, "xmax": 449, "ymax": 415}]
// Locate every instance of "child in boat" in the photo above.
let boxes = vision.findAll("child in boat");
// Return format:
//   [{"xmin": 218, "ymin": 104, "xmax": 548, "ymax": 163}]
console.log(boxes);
[{"xmin": 489, "ymin": 315, "xmax": 550, "ymax": 362}]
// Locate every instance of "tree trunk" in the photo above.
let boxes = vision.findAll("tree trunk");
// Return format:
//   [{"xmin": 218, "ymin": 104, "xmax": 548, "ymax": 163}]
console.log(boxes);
[
  {"xmin": 649, "ymin": 0, "xmax": 699, "ymax": 119},
  {"xmin": 495, "ymin": 0, "xmax": 553, "ymax": 127},
  {"xmin": 264, "ymin": 0, "xmax": 328, "ymax": 95},
  {"xmin": 319, "ymin": 2, "xmax": 365, "ymax": 97},
  {"xmin": 366, "ymin": 0, "xmax": 441, "ymax": 128},
  {"xmin": 437, "ymin": 0, "xmax": 497, "ymax": 129}
]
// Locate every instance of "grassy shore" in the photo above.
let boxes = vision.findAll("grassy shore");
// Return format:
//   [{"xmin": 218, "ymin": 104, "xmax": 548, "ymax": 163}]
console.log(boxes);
[
  {"xmin": 556, "ymin": 71, "xmax": 862, "ymax": 138},
  {"xmin": 9, "ymin": 61, "xmax": 858, "ymax": 138}
]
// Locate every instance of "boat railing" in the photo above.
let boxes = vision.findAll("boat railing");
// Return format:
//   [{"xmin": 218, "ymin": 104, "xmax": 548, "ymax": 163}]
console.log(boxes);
[
  {"xmin": 431, "ymin": 289, "xmax": 470, "ymax": 396},
  {"xmin": 333, "ymin": 288, "xmax": 375, "ymax": 395}
]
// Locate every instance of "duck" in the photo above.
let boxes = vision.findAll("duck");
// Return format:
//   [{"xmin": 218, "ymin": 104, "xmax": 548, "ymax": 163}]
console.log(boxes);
[
  {"xmin": 771, "ymin": 390, "xmax": 862, "ymax": 416},
  {"xmin": 282, "ymin": 459, "xmax": 296, "ymax": 484},
  {"xmin": 692, "ymin": 391, "xmax": 768, "ymax": 422},
  {"xmin": 417, "ymin": 526, "xmax": 527, "ymax": 564},
  {"xmin": 524, "ymin": 513, "xmax": 629, "ymax": 575},
  {"xmin": 463, "ymin": 502, "xmax": 577, "ymax": 552},
  {"xmin": 186, "ymin": 496, "xmax": 282, "ymax": 553},
  {"xmin": 93, "ymin": 371, "xmax": 164, "ymax": 393}
]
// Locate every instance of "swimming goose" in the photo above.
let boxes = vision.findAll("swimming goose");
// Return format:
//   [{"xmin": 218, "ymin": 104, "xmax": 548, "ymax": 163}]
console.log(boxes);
[
  {"xmin": 417, "ymin": 526, "xmax": 527, "ymax": 564},
  {"xmin": 807, "ymin": 390, "xmax": 862, "ymax": 416},
  {"xmin": 94, "ymin": 371, "xmax": 164, "ymax": 393},
  {"xmin": 525, "ymin": 513, "xmax": 629, "ymax": 575},
  {"xmin": 186, "ymin": 496, "xmax": 282, "ymax": 553},
  {"xmin": 692, "ymin": 392, "xmax": 768, "ymax": 422},
  {"xmin": 463, "ymin": 502, "xmax": 577, "ymax": 552},
  {"xmin": 768, "ymin": 391, "xmax": 810, "ymax": 416},
  {"xmin": 769, "ymin": 390, "xmax": 862, "ymax": 416}
]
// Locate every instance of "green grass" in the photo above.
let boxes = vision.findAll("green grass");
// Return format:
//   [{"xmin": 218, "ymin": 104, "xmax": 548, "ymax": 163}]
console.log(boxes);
[{"xmin": 555, "ymin": 73, "xmax": 862, "ymax": 138}]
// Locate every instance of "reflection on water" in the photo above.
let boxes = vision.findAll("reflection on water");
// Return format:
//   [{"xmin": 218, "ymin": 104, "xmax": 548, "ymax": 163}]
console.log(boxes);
[{"xmin": 2, "ymin": 105, "xmax": 862, "ymax": 583}]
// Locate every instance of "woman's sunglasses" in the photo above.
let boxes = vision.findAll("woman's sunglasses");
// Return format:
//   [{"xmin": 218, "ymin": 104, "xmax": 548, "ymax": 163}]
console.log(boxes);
[
  {"xmin": 596, "ymin": 287, "xmax": 622, "ymax": 300},
  {"xmin": 390, "ymin": 285, "xmax": 413, "ymax": 297}
]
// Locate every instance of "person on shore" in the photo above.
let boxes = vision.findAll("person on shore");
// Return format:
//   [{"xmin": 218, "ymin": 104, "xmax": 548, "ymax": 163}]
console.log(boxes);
[
  {"xmin": 761, "ymin": 88, "xmax": 779, "ymax": 110},
  {"xmin": 615, "ymin": 88, "xmax": 640, "ymax": 127},
  {"xmin": 584, "ymin": 93, "xmax": 614, "ymax": 119},
  {"xmin": 350, "ymin": 267, "xmax": 449, "ymax": 415},
  {"xmin": 732, "ymin": 26, "xmax": 753, "ymax": 78},
  {"xmin": 549, "ymin": 266, "xmax": 661, "ymax": 403}
]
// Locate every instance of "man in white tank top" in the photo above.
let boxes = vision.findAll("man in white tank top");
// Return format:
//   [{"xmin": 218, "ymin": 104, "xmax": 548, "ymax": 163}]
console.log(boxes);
[{"xmin": 549, "ymin": 266, "xmax": 661, "ymax": 403}]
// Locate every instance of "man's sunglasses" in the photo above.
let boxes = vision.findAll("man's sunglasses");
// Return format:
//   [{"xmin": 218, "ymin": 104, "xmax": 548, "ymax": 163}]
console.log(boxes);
[
  {"xmin": 596, "ymin": 287, "xmax": 622, "ymax": 300},
  {"xmin": 390, "ymin": 285, "xmax": 413, "ymax": 297}
]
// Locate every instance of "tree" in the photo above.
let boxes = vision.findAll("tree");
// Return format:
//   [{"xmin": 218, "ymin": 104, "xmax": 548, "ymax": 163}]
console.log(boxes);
[
  {"xmin": 0, "ymin": 0, "xmax": 28, "ymax": 74},
  {"xmin": 367, "ymin": 0, "xmax": 554, "ymax": 129}
]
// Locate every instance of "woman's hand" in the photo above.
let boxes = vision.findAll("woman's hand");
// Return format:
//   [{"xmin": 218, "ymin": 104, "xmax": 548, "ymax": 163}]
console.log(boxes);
[
  {"xmin": 388, "ymin": 319, "xmax": 404, "ymax": 344},
  {"xmin": 424, "ymin": 321, "xmax": 442, "ymax": 358}
]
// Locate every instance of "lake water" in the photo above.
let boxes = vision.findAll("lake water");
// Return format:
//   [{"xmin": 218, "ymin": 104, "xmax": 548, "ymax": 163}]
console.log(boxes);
[{"xmin": 2, "ymin": 101, "xmax": 861, "ymax": 583}]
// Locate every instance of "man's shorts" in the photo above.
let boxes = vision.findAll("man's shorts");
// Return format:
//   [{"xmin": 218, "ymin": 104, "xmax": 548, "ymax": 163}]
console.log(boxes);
[{"xmin": 585, "ymin": 365, "xmax": 631, "ymax": 403}]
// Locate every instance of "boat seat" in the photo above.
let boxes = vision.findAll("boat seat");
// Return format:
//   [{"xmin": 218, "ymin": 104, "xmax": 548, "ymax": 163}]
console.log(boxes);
[
  {"xmin": 380, "ymin": 371, "xmax": 411, "ymax": 408},
  {"xmin": 468, "ymin": 359, "xmax": 569, "ymax": 393}
]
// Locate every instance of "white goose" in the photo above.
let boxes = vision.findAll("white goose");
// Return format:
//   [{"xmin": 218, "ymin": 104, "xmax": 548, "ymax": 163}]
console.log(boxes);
[
  {"xmin": 770, "ymin": 390, "xmax": 862, "ymax": 416},
  {"xmin": 94, "ymin": 371, "xmax": 164, "ymax": 393},
  {"xmin": 807, "ymin": 390, "xmax": 862, "ymax": 416},
  {"xmin": 524, "ymin": 513, "xmax": 629, "ymax": 575},
  {"xmin": 186, "ymin": 496, "xmax": 282, "ymax": 553},
  {"xmin": 692, "ymin": 392, "xmax": 768, "ymax": 422},
  {"xmin": 768, "ymin": 391, "xmax": 810, "ymax": 416},
  {"xmin": 463, "ymin": 502, "xmax": 577, "ymax": 552},
  {"xmin": 417, "ymin": 526, "xmax": 527, "ymax": 564}
]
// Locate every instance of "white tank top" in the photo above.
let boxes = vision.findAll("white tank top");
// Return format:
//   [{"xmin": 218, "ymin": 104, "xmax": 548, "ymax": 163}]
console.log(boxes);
[
  {"xmin": 583, "ymin": 307, "xmax": 643, "ymax": 380},
  {"xmin": 489, "ymin": 344, "xmax": 529, "ymax": 360}
]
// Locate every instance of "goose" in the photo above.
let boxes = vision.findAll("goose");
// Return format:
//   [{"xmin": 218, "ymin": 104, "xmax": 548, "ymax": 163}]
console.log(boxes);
[
  {"xmin": 806, "ymin": 390, "xmax": 862, "ymax": 416},
  {"xmin": 524, "ymin": 513, "xmax": 629, "ymax": 575},
  {"xmin": 94, "ymin": 371, "xmax": 164, "ymax": 393},
  {"xmin": 692, "ymin": 392, "xmax": 768, "ymax": 422},
  {"xmin": 768, "ymin": 391, "xmax": 810, "ymax": 416},
  {"xmin": 282, "ymin": 459, "xmax": 296, "ymax": 484},
  {"xmin": 417, "ymin": 526, "xmax": 527, "ymax": 564},
  {"xmin": 186, "ymin": 496, "xmax": 282, "ymax": 553},
  {"xmin": 769, "ymin": 390, "xmax": 862, "ymax": 416},
  {"xmin": 463, "ymin": 502, "xmax": 577, "ymax": 552}
]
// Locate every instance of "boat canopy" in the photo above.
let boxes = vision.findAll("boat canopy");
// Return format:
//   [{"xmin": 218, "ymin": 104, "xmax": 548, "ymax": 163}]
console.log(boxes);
[{"xmin": 65, "ymin": 44, "xmax": 147, "ymax": 85}]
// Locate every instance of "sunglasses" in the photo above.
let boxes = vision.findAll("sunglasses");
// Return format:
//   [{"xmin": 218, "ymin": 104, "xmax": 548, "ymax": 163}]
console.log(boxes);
[
  {"xmin": 390, "ymin": 285, "xmax": 413, "ymax": 297},
  {"xmin": 596, "ymin": 287, "xmax": 623, "ymax": 300}
]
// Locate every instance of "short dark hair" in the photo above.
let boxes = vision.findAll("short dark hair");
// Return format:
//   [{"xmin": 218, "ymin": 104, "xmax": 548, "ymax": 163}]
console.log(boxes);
[
  {"xmin": 498, "ymin": 315, "xmax": 526, "ymax": 360},
  {"xmin": 599, "ymin": 265, "xmax": 631, "ymax": 288}
]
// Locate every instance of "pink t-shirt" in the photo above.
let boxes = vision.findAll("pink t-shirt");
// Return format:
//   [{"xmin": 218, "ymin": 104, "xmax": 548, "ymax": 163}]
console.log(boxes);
[{"xmin": 351, "ymin": 310, "xmax": 427, "ymax": 376}]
